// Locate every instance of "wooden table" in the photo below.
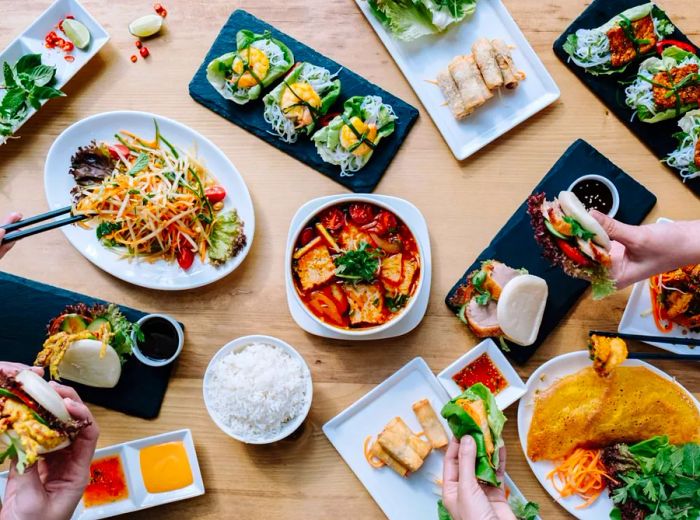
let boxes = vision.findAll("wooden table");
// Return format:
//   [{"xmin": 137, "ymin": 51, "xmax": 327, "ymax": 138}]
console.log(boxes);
[{"xmin": 1, "ymin": 1, "xmax": 698, "ymax": 518}]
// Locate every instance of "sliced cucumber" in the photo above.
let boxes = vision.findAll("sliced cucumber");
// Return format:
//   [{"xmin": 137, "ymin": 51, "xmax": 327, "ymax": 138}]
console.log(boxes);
[
  {"xmin": 60, "ymin": 314, "xmax": 88, "ymax": 334},
  {"xmin": 544, "ymin": 219, "xmax": 568, "ymax": 240},
  {"xmin": 87, "ymin": 317, "xmax": 111, "ymax": 333}
]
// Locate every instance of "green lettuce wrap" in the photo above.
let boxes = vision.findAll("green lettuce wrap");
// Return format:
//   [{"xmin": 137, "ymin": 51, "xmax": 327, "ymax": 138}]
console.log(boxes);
[
  {"xmin": 665, "ymin": 109, "xmax": 700, "ymax": 181},
  {"xmin": 563, "ymin": 3, "xmax": 674, "ymax": 76},
  {"xmin": 625, "ymin": 46, "xmax": 700, "ymax": 123},
  {"xmin": 206, "ymin": 30, "xmax": 294, "ymax": 105},
  {"xmin": 311, "ymin": 95, "xmax": 397, "ymax": 175},
  {"xmin": 262, "ymin": 62, "xmax": 341, "ymax": 143}
]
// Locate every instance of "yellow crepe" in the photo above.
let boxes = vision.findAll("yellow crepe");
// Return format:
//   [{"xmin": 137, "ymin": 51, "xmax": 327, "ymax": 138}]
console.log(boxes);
[{"xmin": 527, "ymin": 366, "xmax": 700, "ymax": 461}]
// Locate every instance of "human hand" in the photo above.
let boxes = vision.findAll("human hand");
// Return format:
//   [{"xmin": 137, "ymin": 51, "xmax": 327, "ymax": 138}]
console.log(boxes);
[
  {"xmin": 442, "ymin": 436, "xmax": 516, "ymax": 520},
  {"xmin": 0, "ymin": 381, "xmax": 99, "ymax": 520},
  {"xmin": 591, "ymin": 212, "xmax": 700, "ymax": 288},
  {"xmin": 0, "ymin": 213, "xmax": 21, "ymax": 260}
]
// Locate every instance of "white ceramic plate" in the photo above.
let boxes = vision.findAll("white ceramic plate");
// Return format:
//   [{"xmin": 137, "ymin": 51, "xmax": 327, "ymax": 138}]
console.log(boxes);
[
  {"xmin": 0, "ymin": 0, "xmax": 109, "ymax": 144},
  {"xmin": 323, "ymin": 357, "xmax": 450, "ymax": 520},
  {"xmin": 618, "ymin": 219, "xmax": 700, "ymax": 353},
  {"xmin": 437, "ymin": 338, "xmax": 526, "ymax": 409},
  {"xmin": 202, "ymin": 334, "xmax": 313, "ymax": 444},
  {"xmin": 355, "ymin": 0, "xmax": 560, "ymax": 160},
  {"xmin": 0, "ymin": 429, "xmax": 205, "ymax": 520},
  {"xmin": 44, "ymin": 111, "xmax": 255, "ymax": 290},
  {"xmin": 517, "ymin": 351, "xmax": 700, "ymax": 519}
]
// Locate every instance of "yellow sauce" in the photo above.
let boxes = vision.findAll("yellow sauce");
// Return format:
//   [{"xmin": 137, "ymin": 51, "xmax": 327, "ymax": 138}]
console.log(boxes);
[{"xmin": 139, "ymin": 441, "xmax": 193, "ymax": 493}]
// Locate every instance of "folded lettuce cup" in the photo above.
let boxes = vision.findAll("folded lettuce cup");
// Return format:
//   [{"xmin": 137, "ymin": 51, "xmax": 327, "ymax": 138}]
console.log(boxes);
[
  {"xmin": 263, "ymin": 62, "xmax": 341, "ymax": 143},
  {"xmin": 207, "ymin": 30, "xmax": 294, "ymax": 105},
  {"xmin": 666, "ymin": 109, "xmax": 700, "ymax": 181},
  {"xmin": 311, "ymin": 95, "xmax": 397, "ymax": 175}
]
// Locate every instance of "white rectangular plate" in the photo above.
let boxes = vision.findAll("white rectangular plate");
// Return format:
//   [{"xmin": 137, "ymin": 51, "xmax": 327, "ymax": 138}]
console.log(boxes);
[
  {"xmin": 0, "ymin": 429, "xmax": 204, "ymax": 519},
  {"xmin": 0, "ymin": 0, "xmax": 109, "ymax": 144},
  {"xmin": 437, "ymin": 338, "xmax": 526, "ymax": 409},
  {"xmin": 355, "ymin": 0, "xmax": 560, "ymax": 160},
  {"xmin": 323, "ymin": 357, "xmax": 450, "ymax": 520}
]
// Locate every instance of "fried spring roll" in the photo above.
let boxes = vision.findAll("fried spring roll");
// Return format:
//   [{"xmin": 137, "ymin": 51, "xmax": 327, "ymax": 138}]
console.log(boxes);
[
  {"xmin": 377, "ymin": 421, "xmax": 424, "ymax": 472},
  {"xmin": 437, "ymin": 70, "xmax": 469, "ymax": 120},
  {"xmin": 472, "ymin": 38, "xmax": 504, "ymax": 90},
  {"xmin": 412, "ymin": 399, "xmax": 449, "ymax": 449},
  {"xmin": 389, "ymin": 417, "xmax": 432, "ymax": 459},
  {"xmin": 491, "ymin": 39, "xmax": 521, "ymax": 89},
  {"xmin": 370, "ymin": 441, "xmax": 408, "ymax": 477},
  {"xmin": 448, "ymin": 55, "xmax": 492, "ymax": 116}
]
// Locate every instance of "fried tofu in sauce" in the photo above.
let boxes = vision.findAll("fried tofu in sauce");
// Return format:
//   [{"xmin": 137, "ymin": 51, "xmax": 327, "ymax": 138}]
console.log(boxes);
[
  {"xmin": 606, "ymin": 15, "xmax": 657, "ymax": 68},
  {"xmin": 652, "ymin": 64, "xmax": 700, "ymax": 110}
]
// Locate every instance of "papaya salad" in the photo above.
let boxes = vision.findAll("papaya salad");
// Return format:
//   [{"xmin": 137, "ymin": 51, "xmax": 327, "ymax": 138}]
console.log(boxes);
[{"xmin": 69, "ymin": 122, "xmax": 246, "ymax": 270}]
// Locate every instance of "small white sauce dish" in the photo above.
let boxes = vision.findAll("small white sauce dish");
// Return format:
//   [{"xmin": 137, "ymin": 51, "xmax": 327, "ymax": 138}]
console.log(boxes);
[
  {"xmin": 202, "ymin": 335, "xmax": 313, "ymax": 444},
  {"xmin": 567, "ymin": 174, "xmax": 620, "ymax": 218},
  {"xmin": 132, "ymin": 313, "xmax": 184, "ymax": 367},
  {"xmin": 437, "ymin": 338, "xmax": 526, "ymax": 410}
]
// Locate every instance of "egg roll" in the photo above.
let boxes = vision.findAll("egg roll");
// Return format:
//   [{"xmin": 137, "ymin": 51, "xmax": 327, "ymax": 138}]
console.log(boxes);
[
  {"xmin": 472, "ymin": 38, "xmax": 504, "ymax": 90},
  {"xmin": 390, "ymin": 416, "xmax": 432, "ymax": 459},
  {"xmin": 448, "ymin": 55, "xmax": 492, "ymax": 115},
  {"xmin": 370, "ymin": 441, "xmax": 408, "ymax": 477},
  {"xmin": 491, "ymin": 39, "xmax": 521, "ymax": 90},
  {"xmin": 412, "ymin": 399, "xmax": 449, "ymax": 449},
  {"xmin": 437, "ymin": 70, "xmax": 469, "ymax": 120},
  {"xmin": 377, "ymin": 420, "xmax": 425, "ymax": 473}
]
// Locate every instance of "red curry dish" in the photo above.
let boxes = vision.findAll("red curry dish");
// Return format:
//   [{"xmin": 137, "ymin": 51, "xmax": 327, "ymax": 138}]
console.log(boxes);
[{"xmin": 292, "ymin": 201, "xmax": 421, "ymax": 330}]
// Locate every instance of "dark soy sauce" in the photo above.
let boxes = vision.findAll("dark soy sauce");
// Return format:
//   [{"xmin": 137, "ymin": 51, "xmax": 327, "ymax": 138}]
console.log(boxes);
[
  {"xmin": 137, "ymin": 317, "xmax": 179, "ymax": 361},
  {"xmin": 572, "ymin": 179, "xmax": 614, "ymax": 214}
]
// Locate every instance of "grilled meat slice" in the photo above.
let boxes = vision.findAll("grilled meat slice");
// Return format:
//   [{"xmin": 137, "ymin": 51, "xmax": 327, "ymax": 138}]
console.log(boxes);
[
  {"xmin": 652, "ymin": 64, "xmax": 700, "ymax": 110},
  {"xmin": 607, "ymin": 16, "xmax": 657, "ymax": 68}
]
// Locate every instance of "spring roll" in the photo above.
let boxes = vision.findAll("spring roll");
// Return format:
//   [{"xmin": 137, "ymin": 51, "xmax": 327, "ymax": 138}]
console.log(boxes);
[
  {"xmin": 390, "ymin": 417, "xmax": 432, "ymax": 459},
  {"xmin": 448, "ymin": 55, "xmax": 492, "ymax": 116},
  {"xmin": 491, "ymin": 39, "xmax": 521, "ymax": 89},
  {"xmin": 437, "ymin": 70, "xmax": 469, "ymax": 120},
  {"xmin": 412, "ymin": 399, "xmax": 449, "ymax": 449},
  {"xmin": 370, "ymin": 441, "xmax": 408, "ymax": 477},
  {"xmin": 472, "ymin": 38, "xmax": 504, "ymax": 90},
  {"xmin": 377, "ymin": 420, "xmax": 425, "ymax": 472}
]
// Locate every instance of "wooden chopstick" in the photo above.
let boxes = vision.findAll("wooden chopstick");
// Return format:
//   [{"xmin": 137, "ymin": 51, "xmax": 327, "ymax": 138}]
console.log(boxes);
[
  {"xmin": 589, "ymin": 330, "xmax": 700, "ymax": 347},
  {"xmin": 1, "ymin": 208, "xmax": 88, "ymax": 244},
  {"xmin": 628, "ymin": 352, "xmax": 700, "ymax": 361},
  {"xmin": 0, "ymin": 206, "xmax": 72, "ymax": 233}
]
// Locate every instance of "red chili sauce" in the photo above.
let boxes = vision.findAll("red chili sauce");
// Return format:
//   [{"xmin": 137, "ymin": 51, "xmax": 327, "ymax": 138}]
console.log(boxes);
[
  {"xmin": 83, "ymin": 455, "xmax": 129, "ymax": 508},
  {"xmin": 452, "ymin": 353, "xmax": 507, "ymax": 395}
]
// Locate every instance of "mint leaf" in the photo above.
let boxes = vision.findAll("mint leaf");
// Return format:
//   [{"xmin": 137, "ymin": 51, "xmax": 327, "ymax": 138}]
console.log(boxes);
[
  {"xmin": 127, "ymin": 152, "xmax": 150, "ymax": 175},
  {"xmin": 15, "ymin": 53, "xmax": 41, "ymax": 74},
  {"xmin": 563, "ymin": 215, "xmax": 596, "ymax": 241}
]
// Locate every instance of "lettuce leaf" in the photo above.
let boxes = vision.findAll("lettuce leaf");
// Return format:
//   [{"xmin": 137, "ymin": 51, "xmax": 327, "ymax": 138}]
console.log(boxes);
[
  {"xmin": 368, "ymin": 0, "xmax": 476, "ymax": 41},
  {"xmin": 207, "ymin": 210, "xmax": 247, "ymax": 265}
]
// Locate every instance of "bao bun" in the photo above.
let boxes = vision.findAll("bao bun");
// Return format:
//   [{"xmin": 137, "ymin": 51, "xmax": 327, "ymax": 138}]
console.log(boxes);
[
  {"xmin": 16, "ymin": 370, "xmax": 71, "ymax": 422},
  {"xmin": 58, "ymin": 339, "xmax": 122, "ymax": 388},
  {"xmin": 496, "ymin": 275, "xmax": 548, "ymax": 346},
  {"xmin": 557, "ymin": 191, "xmax": 611, "ymax": 249}
]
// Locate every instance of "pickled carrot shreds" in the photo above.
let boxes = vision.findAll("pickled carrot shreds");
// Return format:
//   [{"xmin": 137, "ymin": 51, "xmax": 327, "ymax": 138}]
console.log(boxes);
[
  {"xmin": 649, "ymin": 274, "xmax": 675, "ymax": 333},
  {"xmin": 547, "ymin": 448, "xmax": 614, "ymax": 509},
  {"xmin": 363, "ymin": 436, "xmax": 384, "ymax": 469}
]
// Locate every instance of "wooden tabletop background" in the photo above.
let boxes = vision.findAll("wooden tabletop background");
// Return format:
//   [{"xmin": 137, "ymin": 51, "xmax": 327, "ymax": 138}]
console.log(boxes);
[{"xmin": 1, "ymin": 0, "xmax": 699, "ymax": 518}]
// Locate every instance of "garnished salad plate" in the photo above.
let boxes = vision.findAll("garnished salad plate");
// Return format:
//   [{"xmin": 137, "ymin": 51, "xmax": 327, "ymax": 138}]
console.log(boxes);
[{"xmin": 44, "ymin": 111, "xmax": 255, "ymax": 290}]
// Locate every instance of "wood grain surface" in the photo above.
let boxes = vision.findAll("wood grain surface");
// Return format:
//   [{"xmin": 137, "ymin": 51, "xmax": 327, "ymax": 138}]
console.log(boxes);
[{"xmin": 0, "ymin": 0, "xmax": 698, "ymax": 518}]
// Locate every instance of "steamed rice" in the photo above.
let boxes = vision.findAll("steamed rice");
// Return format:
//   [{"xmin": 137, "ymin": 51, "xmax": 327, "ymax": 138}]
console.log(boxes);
[{"xmin": 205, "ymin": 342, "xmax": 309, "ymax": 440}]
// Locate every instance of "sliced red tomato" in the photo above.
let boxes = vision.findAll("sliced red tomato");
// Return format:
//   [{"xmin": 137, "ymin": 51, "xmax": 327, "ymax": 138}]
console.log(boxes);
[
  {"xmin": 299, "ymin": 227, "xmax": 316, "ymax": 247},
  {"xmin": 349, "ymin": 203, "xmax": 375, "ymax": 225},
  {"xmin": 204, "ymin": 185, "xmax": 226, "ymax": 203},
  {"xmin": 107, "ymin": 144, "xmax": 131, "ymax": 160},
  {"xmin": 556, "ymin": 238, "xmax": 591, "ymax": 267},
  {"xmin": 373, "ymin": 211, "xmax": 398, "ymax": 236},
  {"xmin": 176, "ymin": 238, "xmax": 195, "ymax": 270},
  {"xmin": 320, "ymin": 207, "xmax": 345, "ymax": 232},
  {"xmin": 308, "ymin": 292, "xmax": 346, "ymax": 327}
]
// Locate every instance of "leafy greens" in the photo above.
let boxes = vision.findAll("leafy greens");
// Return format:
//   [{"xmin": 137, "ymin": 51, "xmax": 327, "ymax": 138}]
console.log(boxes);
[
  {"xmin": 334, "ymin": 242, "xmax": 380, "ymax": 282},
  {"xmin": 368, "ymin": 0, "xmax": 477, "ymax": 41}
]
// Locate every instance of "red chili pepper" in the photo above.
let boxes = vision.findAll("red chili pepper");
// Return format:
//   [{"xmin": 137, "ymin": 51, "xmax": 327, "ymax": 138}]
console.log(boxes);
[
  {"xmin": 656, "ymin": 39, "xmax": 697, "ymax": 55},
  {"xmin": 154, "ymin": 3, "xmax": 167, "ymax": 17},
  {"xmin": 55, "ymin": 38, "xmax": 65, "ymax": 47},
  {"xmin": 58, "ymin": 20, "xmax": 65, "ymax": 32},
  {"xmin": 62, "ymin": 41, "xmax": 74, "ymax": 52},
  {"xmin": 64, "ymin": 55, "xmax": 75, "ymax": 62},
  {"xmin": 139, "ymin": 46, "xmax": 150, "ymax": 58},
  {"xmin": 135, "ymin": 40, "xmax": 142, "ymax": 49},
  {"xmin": 204, "ymin": 185, "xmax": 226, "ymax": 203},
  {"xmin": 130, "ymin": 55, "xmax": 138, "ymax": 63}
]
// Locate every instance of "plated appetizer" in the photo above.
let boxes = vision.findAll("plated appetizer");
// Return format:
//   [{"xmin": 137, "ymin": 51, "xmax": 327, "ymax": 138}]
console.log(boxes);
[
  {"xmin": 437, "ymin": 38, "xmax": 524, "ymax": 120},
  {"xmin": 648, "ymin": 264, "xmax": 700, "ymax": 332},
  {"xmin": 666, "ymin": 109, "xmax": 700, "ymax": 181},
  {"xmin": 625, "ymin": 45, "xmax": 700, "ymax": 123},
  {"xmin": 311, "ymin": 95, "xmax": 397, "ymax": 175},
  {"xmin": 34, "ymin": 303, "xmax": 142, "ymax": 388},
  {"xmin": 528, "ymin": 191, "xmax": 614, "ymax": 299},
  {"xmin": 70, "ymin": 122, "xmax": 247, "ymax": 271},
  {"xmin": 263, "ymin": 62, "xmax": 341, "ymax": 143},
  {"xmin": 562, "ymin": 3, "xmax": 674, "ymax": 75},
  {"xmin": 291, "ymin": 201, "xmax": 421, "ymax": 331},
  {"xmin": 367, "ymin": 0, "xmax": 477, "ymax": 41},
  {"xmin": 449, "ymin": 260, "xmax": 548, "ymax": 347},
  {"xmin": 206, "ymin": 29, "xmax": 294, "ymax": 105},
  {"xmin": 0, "ymin": 369, "xmax": 88, "ymax": 473}
]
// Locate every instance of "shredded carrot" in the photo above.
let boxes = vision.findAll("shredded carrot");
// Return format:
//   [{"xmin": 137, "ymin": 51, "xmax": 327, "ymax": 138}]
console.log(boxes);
[
  {"xmin": 363, "ymin": 436, "xmax": 384, "ymax": 469},
  {"xmin": 547, "ymin": 448, "xmax": 614, "ymax": 509},
  {"xmin": 649, "ymin": 274, "xmax": 675, "ymax": 333}
]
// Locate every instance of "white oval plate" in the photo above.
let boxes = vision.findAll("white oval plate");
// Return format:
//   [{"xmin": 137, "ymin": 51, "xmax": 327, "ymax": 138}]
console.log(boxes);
[
  {"xmin": 44, "ymin": 111, "xmax": 255, "ymax": 290},
  {"xmin": 517, "ymin": 351, "xmax": 700, "ymax": 519}
]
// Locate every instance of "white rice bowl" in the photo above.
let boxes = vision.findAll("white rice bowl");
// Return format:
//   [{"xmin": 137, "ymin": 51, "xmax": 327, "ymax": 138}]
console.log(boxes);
[{"xmin": 203, "ymin": 336, "xmax": 313, "ymax": 444}]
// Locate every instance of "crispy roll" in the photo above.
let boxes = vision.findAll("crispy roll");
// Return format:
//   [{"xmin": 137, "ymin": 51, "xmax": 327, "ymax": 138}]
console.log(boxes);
[
  {"xmin": 437, "ymin": 70, "xmax": 469, "ymax": 120},
  {"xmin": 491, "ymin": 39, "xmax": 521, "ymax": 89},
  {"xmin": 472, "ymin": 38, "xmax": 504, "ymax": 90},
  {"xmin": 412, "ymin": 399, "xmax": 449, "ymax": 449},
  {"xmin": 448, "ymin": 55, "xmax": 492, "ymax": 115},
  {"xmin": 370, "ymin": 441, "xmax": 408, "ymax": 477}
]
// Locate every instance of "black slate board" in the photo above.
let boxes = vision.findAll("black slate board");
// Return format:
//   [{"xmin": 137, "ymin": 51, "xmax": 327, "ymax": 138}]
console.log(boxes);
[
  {"xmin": 189, "ymin": 10, "xmax": 418, "ymax": 193},
  {"xmin": 0, "ymin": 271, "xmax": 178, "ymax": 419},
  {"xmin": 553, "ymin": 0, "xmax": 700, "ymax": 196},
  {"xmin": 445, "ymin": 139, "xmax": 657, "ymax": 364}
]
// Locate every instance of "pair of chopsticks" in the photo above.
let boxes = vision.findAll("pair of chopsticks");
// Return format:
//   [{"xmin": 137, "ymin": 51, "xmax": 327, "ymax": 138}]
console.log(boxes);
[
  {"xmin": 590, "ymin": 330, "xmax": 700, "ymax": 360},
  {"xmin": 0, "ymin": 206, "xmax": 87, "ymax": 243}
]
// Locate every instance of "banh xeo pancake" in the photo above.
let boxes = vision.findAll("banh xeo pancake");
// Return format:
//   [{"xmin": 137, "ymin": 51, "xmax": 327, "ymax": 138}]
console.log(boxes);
[{"xmin": 527, "ymin": 366, "xmax": 700, "ymax": 462}]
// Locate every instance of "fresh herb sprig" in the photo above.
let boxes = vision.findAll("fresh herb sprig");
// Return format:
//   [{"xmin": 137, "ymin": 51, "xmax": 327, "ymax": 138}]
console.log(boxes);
[
  {"xmin": 563, "ymin": 216, "xmax": 596, "ymax": 241},
  {"xmin": 0, "ymin": 54, "xmax": 64, "ymax": 139},
  {"xmin": 471, "ymin": 266, "xmax": 492, "ymax": 306},
  {"xmin": 509, "ymin": 497, "xmax": 540, "ymax": 520},
  {"xmin": 335, "ymin": 242, "xmax": 380, "ymax": 282}
]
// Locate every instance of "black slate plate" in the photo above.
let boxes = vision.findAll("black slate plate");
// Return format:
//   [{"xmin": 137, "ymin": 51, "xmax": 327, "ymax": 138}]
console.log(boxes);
[
  {"xmin": 445, "ymin": 139, "xmax": 657, "ymax": 364},
  {"xmin": 553, "ymin": 0, "xmax": 700, "ymax": 196},
  {"xmin": 189, "ymin": 10, "xmax": 419, "ymax": 193},
  {"xmin": 0, "ymin": 272, "xmax": 180, "ymax": 419}
]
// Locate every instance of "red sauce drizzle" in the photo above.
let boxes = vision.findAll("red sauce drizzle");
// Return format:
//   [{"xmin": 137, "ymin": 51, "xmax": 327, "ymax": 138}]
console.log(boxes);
[
  {"xmin": 452, "ymin": 353, "xmax": 507, "ymax": 395},
  {"xmin": 83, "ymin": 455, "xmax": 129, "ymax": 508}
]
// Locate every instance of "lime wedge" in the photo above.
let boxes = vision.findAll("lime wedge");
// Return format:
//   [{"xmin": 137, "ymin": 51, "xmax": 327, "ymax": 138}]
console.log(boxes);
[
  {"xmin": 62, "ymin": 18, "xmax": 91, "ymax": 49},
  {"xmin": 128, "ymin": 14, "xmax": 163, "ymax": 38}
]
